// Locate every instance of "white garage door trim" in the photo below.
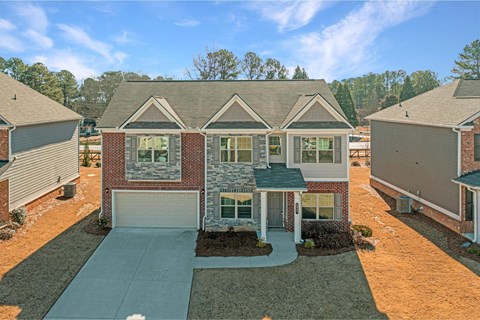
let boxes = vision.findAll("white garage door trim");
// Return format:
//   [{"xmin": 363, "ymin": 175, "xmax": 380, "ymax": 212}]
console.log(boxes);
[{"xmin": 112, "ymin": 190, "xmax": 200, "ymax": 229}]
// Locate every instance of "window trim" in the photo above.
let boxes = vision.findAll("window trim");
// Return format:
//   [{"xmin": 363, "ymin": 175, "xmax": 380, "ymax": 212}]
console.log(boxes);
[
  {"xmin": 269, "ymin": 135, "xmax": 282, "ymax": 156},
  {"xmin": 137, "ymin": 136, "xmax": 169, "ymax": 163},
  {"xmin": 465, "ymin": 189, "xmax": 474, "ymax": 221},
  {"xmin": 301, "ymin": 136, "xmax": 334, "ymax": 164},
  {"xmin": 301, "ymin": 193, "xmax": 335, "ymax": 221},
  {"xmin": 474, "ymin": 134, "xmax": 480, "ymax": 161},
  {"xmin": 220, "ymin": 136, "xmax": 253, "ymax": 163},
  {"xmin": 220, "ymin": 192, "xmax": 253, "ymax": 219}
]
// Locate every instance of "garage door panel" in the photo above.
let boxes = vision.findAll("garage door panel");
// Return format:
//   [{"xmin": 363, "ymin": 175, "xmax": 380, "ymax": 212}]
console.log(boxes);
[{"xmin": 114, "ymin": 192, "xmax": 198, "ymax": 228}]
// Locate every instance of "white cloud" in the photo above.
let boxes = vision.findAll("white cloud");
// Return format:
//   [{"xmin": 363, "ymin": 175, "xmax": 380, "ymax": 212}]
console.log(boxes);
[
  {"xmin": 174, "ymin": 19, "xmax": 201, "ymax": 27},
  {"xmin": 57, "ymin": 24, "xmax": 126, "ymax": 64},
  {"xmin": 291, "ymin": 1, "xmax": 434, "ymax": 80},
  {"xmin": 113, "ymin": 31, "xmax": 134, "ymax": 45},
  {"xmin": 13, "ymin": 4, "xmax": 54, "ymax": 49},
  {"xmin": 249, "ymin": 0, "xmax": 331, "ymax": 32},
  {"xmin": 32, "ymin": 51, "xmax": 97, "ymax": 80},
  {"xmin": 0, "ymin": 19, "xmax": 23, "ymax": 52},
  {"xmin": 0, "ymin": 18, "xmax": 16, "ymax": 31},
  {"xmin": 23, "ymin": 29, "xmax": 53, "ymax": 49}
]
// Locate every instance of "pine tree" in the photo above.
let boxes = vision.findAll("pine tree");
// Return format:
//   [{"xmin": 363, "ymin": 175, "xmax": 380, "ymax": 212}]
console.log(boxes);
[
  {"xmin": 400, "ymin": 75, "xmax": 415, "ymax": 102},
  {"xmin": 292, "ymin": 65, "xmax": 309, "ymax": 79},
  {"xmin": 335, "ymin": 83, "xmax": 358, "ymax": 127},
  {"xmin": 452, "ymin": 39, "xmax": 480, "ymax": 79}
]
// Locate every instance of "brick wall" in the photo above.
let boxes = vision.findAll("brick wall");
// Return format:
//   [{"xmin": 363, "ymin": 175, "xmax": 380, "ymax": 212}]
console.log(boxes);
[
  {"xmin": 461, "ymin": 117, "xmax": 480, "ymax": 174},
  {"xmin": 0, "ymin": 129, "xmax": 9, "ymax": 160},
  {"xmin": 0, "ymin": 179, "xmax": 8, "ymax": 222},
  {"xmin": 102, "ymin": 132, "xmax": 205, "ymax": 225},
  {"xmin": 285, "ymin": 181, "xmax": 350, "ymax": 234}
]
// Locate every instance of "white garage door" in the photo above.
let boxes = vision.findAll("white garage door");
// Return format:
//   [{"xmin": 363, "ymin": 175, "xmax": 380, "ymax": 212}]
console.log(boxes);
[{"xmin": 114, "ymin": 191, "xmax": 198, "ymax": 228}]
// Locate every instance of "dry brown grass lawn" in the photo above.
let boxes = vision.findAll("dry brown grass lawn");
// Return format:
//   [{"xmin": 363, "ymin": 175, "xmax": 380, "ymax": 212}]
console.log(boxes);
[
  {"xmin": 351, "ymin": 167, "xmax": 480, "ymax": 319},
  {"xmin": 0, "ymin": 167, "xmax": 104, "ymax": 320}
]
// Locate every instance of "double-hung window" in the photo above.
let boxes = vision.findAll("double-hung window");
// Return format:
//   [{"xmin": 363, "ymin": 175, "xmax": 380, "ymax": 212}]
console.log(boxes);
[
  {"xmin": 220, "ymin": 193, "xmax": 253, "ymax": 219},
  {"xmin": 301, "ymin": 137, "xmax": 334, "ymax": 163},
  {"xmin": 474, "ymin": 134, "xmax": 480, "ymax": 161},
  {"xmin": 220, "ymin": 137, "xmax": 252, "ymax": 163},
  {"xmin": 137, "ymin": 136, "xmax": 169, "ymax": 163},
  {"xmin": 466, "ymin": 189, "xmax": 474, "ymax": 221},
  {"xmin": 269, "ymin": 136, "xmax": 282, "ymax": 155},
  {"xmin": 302, "ymin": 193, "xmax": 334, "ymax": 220}
]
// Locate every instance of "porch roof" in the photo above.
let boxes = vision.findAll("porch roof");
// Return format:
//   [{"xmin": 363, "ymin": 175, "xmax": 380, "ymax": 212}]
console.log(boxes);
[
  {"xmin": 453, "ymin": 170, "xmax": 480, "ymax": 189},
  {"xmin": 253, "ymin": 163, "xmax": 307, "ymax": 191}
]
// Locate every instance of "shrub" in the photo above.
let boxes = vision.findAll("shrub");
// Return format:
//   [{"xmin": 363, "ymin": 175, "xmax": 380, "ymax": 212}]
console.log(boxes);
[
  {"xmin": 351, "ymin": 161, "xmax": 361, "ymax": 167},
  {"xmin": 81, "ymin": 139, "xmax": 92, "ymax": 167},
  {"xmin": 352, "ymin": 225, "xmax": 373, "ymax": 237},
  {"xmin": 97, "ymin": 215, "xmax": 109, "ymax": 230},
  {"xmin": 365, "ymin": 159, "xmax": 371, "ymax": 166},
  {"xmin": 256, "ymin": 239, "xmax": 266, "ymax": 248},
  {"xmin": 304, "ymin": 239, "xmax": 315, "ymax": 249},
  {"xmin": 95, "ymin": 162, "xmax": 101, "ymax": 168},
  {"xmin": 0, "ymin": 227, "xmax": 15, "ymax": 241},
  {"xmin": 467, "ymin": 246, "xmax": 480, "ymax": 256},
  {"xmin": 302, "ymin": 224, "xmax": 353, "ymax": 250},
  {"xmin": 10, "ymin": 206, "xmax": 27, "ymax": 225}
]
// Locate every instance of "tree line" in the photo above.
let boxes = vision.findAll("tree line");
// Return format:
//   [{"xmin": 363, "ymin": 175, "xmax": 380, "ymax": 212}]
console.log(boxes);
[{"xmin": 0, "ymin": 39, "xmax": 478, "ymax": 125}]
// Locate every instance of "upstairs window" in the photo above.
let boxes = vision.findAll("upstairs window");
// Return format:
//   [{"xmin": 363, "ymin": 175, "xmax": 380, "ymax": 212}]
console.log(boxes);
[
  {"xmin": 475, "ymin": 134, "xmax": 480, "ymax": 161},
  {"xmin": 301, "ymin": 137, "xmax": 334, "ymax": 163},
  {"xmin": 137, "ymin": 136, "xmax": 169, "ymax": 163},
  {"xmin": 269, "ymin": 136, "xmax": 282, "ymax": 156},
  {"xmin": 220, "ymin": 137, "xmax": 252, "ymax": 163}
]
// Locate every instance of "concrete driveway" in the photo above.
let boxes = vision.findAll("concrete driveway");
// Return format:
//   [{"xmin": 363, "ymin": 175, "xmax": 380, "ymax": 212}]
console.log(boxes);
[{"xmin": 45, "ymin": 228, "xmax": 197, "ymax": 320}]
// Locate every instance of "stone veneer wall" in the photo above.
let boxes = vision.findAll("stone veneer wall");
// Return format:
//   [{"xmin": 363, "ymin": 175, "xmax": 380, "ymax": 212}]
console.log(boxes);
[
  {"xmin": 205, "ymin": 134, "xmax": 266, "ymax": 231},
  {"xmin": 125, "ymin": 134, "xmax": 181, "ymax": 181}
]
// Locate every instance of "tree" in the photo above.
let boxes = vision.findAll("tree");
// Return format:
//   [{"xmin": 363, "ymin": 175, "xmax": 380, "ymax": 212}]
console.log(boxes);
[
  {"xmin": 0, "ymin": 57, "xmax": 6, "ymax": 73},
  {"xmin": 263, "ymin": 58, "xmax": 288, "ymax": 79},
  {"xmin": 213, "ymin": 49, "xmax": 240, "ymax": 80},
  {"xmin": 292, "ymin": 65, "xmax": 309, "ymax": 79},
  {"xmin": 23, "ymin": 62, "xmax": 63, "ymax": 103},
  {"xmin": 187, "ymin": 48, "xmax": 240, "ymax": 80},
  {"xmin": 410, "ymin": 70, "xmax": 440, "ymax": 95},
  {"xmin": 379, "ymin": 93, "xmax": 399, "ymax": 110},
  {"xmin": 124, "ymin": 72, "xmax": 151, "ymax": 81},
  {"xmin": 328, "ymin": 80, "xmax": 342, "ymax": 96},
  {"xmin": 335, "ymin": 83, "xmax": 358, "ymax": 127},
  {"xmin": 452, "ymin": 39, "xmax": 480, "ymax": 79},
  {"xmin": 98, "ymin": 71, "xmax": 124, "ymax": 105},
  {"xmin": 241, "ymin": 52, "xmax": 264, "ymax": 80},
  {"xmin": 55, "ymin": 70, "xmax": 78, "ymax": 108},
  {"xmin": 5, "ymin": 57, "xmax": 27, "ymax": 81},
  {"xmin": 400, "ymin": 75, "xmax": 415, "ymax": 102}
]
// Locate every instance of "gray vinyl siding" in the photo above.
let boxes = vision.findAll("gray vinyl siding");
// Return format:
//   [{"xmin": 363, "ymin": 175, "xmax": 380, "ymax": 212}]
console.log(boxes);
[
  {"xmin": 7, "ymin": 121, "xmax": 79, "ymax": 209},
  {"xmin": 288, "ymin": 134, "xmax": 348, "ymax": 179},
  {"xmin": 371, "ymin": 120, "xmax": 459, "ymax": 215}
]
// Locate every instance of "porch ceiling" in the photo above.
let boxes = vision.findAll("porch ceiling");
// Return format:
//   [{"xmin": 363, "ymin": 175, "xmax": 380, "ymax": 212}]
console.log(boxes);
[{"xmin": 253, "ymin": 163, "xmax": 307, "ymax": 191}]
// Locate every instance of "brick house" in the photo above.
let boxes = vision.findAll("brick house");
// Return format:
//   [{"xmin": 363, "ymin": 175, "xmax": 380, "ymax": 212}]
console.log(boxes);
[
  {"xmin": 367, "ymin": 79, "xmax": 480, "ymax": 244},
  {"xmin": 97, "ymin": 80, "xmax": 353, "ymax": 243},
  {"xmin": 0, "ymin": 72, "xmax": 82, "ymax": 223}
]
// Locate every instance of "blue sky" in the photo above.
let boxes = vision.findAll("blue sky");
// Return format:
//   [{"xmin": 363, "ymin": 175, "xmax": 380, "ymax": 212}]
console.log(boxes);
[{"xmin": 0, "ymin": 1, "xmax": 479, "ymax": 82}]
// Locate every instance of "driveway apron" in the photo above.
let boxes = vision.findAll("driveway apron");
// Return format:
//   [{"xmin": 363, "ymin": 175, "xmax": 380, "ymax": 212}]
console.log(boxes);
[{"xmin": 45, "ymin": 228, "xmax": 197, "ymax": 320}]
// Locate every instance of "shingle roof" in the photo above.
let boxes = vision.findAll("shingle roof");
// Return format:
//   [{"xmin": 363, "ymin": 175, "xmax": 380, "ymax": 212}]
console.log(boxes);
[
  {"xmin": 124, "ymin": 121, "xmax": 180, "ymax": 129},
  {"xmin": 206, "ymin": 121, "xmax": 267, "ymax": 129},
  {"xmin": 254, "ymin": 163, "xmax": 307, "ymax": 190},
  {"xmin": 0, "ymin": 72, "xmax": 82, "ymax": 126},
  {"xmin": 453, "ymin": 170, "xmax": 480, "ymax": 188},
  {"xmin": 366, "ymin": 80, "xmax": 480, "ymax": 127},
  {"xmin": 454, "ymin": 79, "xmax": 480, "ymax": 97},
  {"xmin": 288, "ymin": 121, "xmax": 351, "ymax": 129},
  {"xmin": 98, "ymin": 80, "xmax": 345, "ymax": 129}
]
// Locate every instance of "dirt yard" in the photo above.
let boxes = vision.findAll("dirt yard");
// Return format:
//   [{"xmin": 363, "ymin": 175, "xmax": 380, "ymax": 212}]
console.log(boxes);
[
  {"xmin": 0, "ymin": 167, "xmax": 104, "ymax": 320},
  {"xmin": 351, "ymin": 167, "xmax": 480, "ymax": 319}
]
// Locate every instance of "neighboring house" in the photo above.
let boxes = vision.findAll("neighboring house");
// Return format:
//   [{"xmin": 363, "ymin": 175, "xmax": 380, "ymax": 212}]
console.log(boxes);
[
  {"xmin": 0, "ymin": 73, "xmax": 82, "ymax": 222},
  {"xmin": 366, "ymin": 79, "xmax": 480, "ymax": 244},
  {"xmin": 97, "ymin": 80, "xmax": 353, "ymax": 243}
]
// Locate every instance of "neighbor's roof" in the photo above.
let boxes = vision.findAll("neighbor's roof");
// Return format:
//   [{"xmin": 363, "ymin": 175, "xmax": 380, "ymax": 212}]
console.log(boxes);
[
  {"xmin": 0, "ymin": 72, "xmax": 82, "ymax": 126},
  {"xmin": 366, "ymin": 79, "xmax": 480, "ymax": 127},
  {"xmin": 97, "ymin": 79, "xmax": 346, "ymax": 128},
  {"xmin": 453, "ymin": 170, "xmax": 480, "ymax": 188},
  {"xmin": 254, "ymin": 163, "xmax": 307, "ymax": 191}
]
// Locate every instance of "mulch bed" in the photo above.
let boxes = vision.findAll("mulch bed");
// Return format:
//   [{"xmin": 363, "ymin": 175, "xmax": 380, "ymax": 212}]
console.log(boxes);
[
  {"xmin": 82, "ymin": 219, "xmax": 111, "ymax": 236},
  {"xmin": 196, "ymin": 231, "xmax": 272, "ymax": 257}
]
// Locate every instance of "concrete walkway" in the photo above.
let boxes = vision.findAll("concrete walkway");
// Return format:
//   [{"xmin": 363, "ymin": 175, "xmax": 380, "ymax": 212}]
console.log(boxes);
[
  {"xmin": 194, "ymin": 230, "xmax": 297, "ymax": 268},
  {"xmin": 45, "ymin": 228, "xmax": 197, "ymax": 320}
]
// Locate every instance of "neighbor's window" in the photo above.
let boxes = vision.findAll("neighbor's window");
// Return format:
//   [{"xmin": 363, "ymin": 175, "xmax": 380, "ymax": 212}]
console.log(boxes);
[
  {"xmin": 220, "ymin": 193, "xmax": 252, "ymax": 219},
  {"xmin": 220, "ymin": 136, "xmax": 252, "ymax": 163},
  {"xmin": 466, "ymin": 189, "xmax": 474, "ymax": 221},
  {"xmin": 302, "ymin": 193, "xmax": 334, "ymax": 220},
  {"xmin": 137, "ymin": 136, "xmax": 169, "ymax": 163},
  {"xmin": 301, "ymin": 137, "xmax": 334, "ymax": 163},
  {"xmin": 475, "ymin": 134, "xmax": 480, "ymax": 161},
  {"xmin": 269, "ymin": 136, "xmax": 282, "ymax": 156}
]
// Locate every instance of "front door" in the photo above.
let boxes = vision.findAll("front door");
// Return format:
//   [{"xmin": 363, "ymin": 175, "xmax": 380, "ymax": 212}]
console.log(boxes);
[{"xmin": 268, "ymin": 192, "xmax": 284, "ymax": 228}]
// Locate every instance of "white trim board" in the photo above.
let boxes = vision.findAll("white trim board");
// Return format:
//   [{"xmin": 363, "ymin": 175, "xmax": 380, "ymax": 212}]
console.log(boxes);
[
  {"xmin": 371, "ymin": 175, "xmax": 461, "ymax": 221},
  {"xmin": 111, "ymin": 189, "xmax": 200, "ymax": 229}
]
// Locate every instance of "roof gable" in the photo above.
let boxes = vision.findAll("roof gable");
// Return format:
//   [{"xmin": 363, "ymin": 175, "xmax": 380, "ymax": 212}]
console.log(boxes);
[
  {"xmin": 298, "ymin": 101, "xmax": 338, "ymax": 122},
  {"xmin": 120, "ymin": 96, "xmax": 186, "ymax": 130},
  {"xmin": 202, "ymin": 94, "xmax": 271, "ymax": 130}
]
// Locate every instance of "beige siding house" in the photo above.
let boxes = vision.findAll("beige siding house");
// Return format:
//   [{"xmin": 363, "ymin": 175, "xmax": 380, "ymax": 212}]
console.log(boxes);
[
  {"xmin": 367, "ymin": 79, "xmax": 480, "ymax": 244},
  {"xmin": 0, "ymin": 72, "xmax": 82, "ymax": 222}
]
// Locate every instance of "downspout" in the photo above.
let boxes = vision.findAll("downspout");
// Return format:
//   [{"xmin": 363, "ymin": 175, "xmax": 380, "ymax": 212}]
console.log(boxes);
[
  {"xmin": 8, "ymin": 125, "xmax": 16, "ymax": 160},
  {"xmin": 199, "ymin": 129, "xmax": 208, "ymax": 231},
  {"xmin": 99, "ymin": 129, "xmax": 104, "ymax": 219},
  {"xmin": 467, "ymin": 186, "xmax": 478, "ymax": 243}
]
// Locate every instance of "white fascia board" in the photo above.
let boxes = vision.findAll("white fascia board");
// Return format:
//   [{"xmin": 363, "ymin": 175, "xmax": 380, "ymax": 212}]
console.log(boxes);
[
  {"xmin": 457, "ymin": 111, "xmax": 480, "ymax": 128},
  {"xmin": 284, "ymin": 129, "xmax": 353, "ymax": 135},
  {"xmin": 201, "ymin": 94, "xmax": 272, "ymax": 130},
  {"xmin": 284, "ymin": 94, "xmax": 354, "ymax": 130},
  {"xmin": 202, "ymin": 129, "xmax": 270, "ymax": 134},
  {"xmin": 368, "ymin": 118, "xmax": 456, "ymax": 129},
  {"xmin": 99, "ymin": 128, "xmax": 183, "ymax": 134},
  {"xmin": 451, "ymin": 179, "xmax": 480, "ymax": 190}
]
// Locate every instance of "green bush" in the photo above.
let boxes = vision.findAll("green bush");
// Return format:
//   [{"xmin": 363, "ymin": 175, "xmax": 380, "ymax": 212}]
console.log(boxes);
[
  {"xmin": 256, "ymin": 239, "xmax": 266, "ymax": 248},
  {"xmin": 351, "ymin": 161, "xmax": 361, "ymax": 167},
  {"xmin": 304, "ymin": 239, "xmax": 315, "ymax": 249},
  {"xmin": 10, "ymin": 206, "xmax": 27, "ymax": 225},
  {"xmin": 95, "ymin": 162, "xmax": 101, "ymax": 168},
  {"xmin": 352, "ymin": 225, "xmax": 373, "ymax": 237},
  {"xmin": 97, "ymin": 215, "xmax": 109, "ymax": 230},
  {"xmin": 467, "ymin": 246, "xmax": 480, "ymax": 256}
]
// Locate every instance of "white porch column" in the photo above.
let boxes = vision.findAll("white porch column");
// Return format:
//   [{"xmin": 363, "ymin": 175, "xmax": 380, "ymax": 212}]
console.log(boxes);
[
  {"xmin": 294, "ymin": 191, "xmax": 302, "ymax": 243},
  {"xmin": 261, "ymin": 191, "xmax": 267, "ymax": 242}
]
